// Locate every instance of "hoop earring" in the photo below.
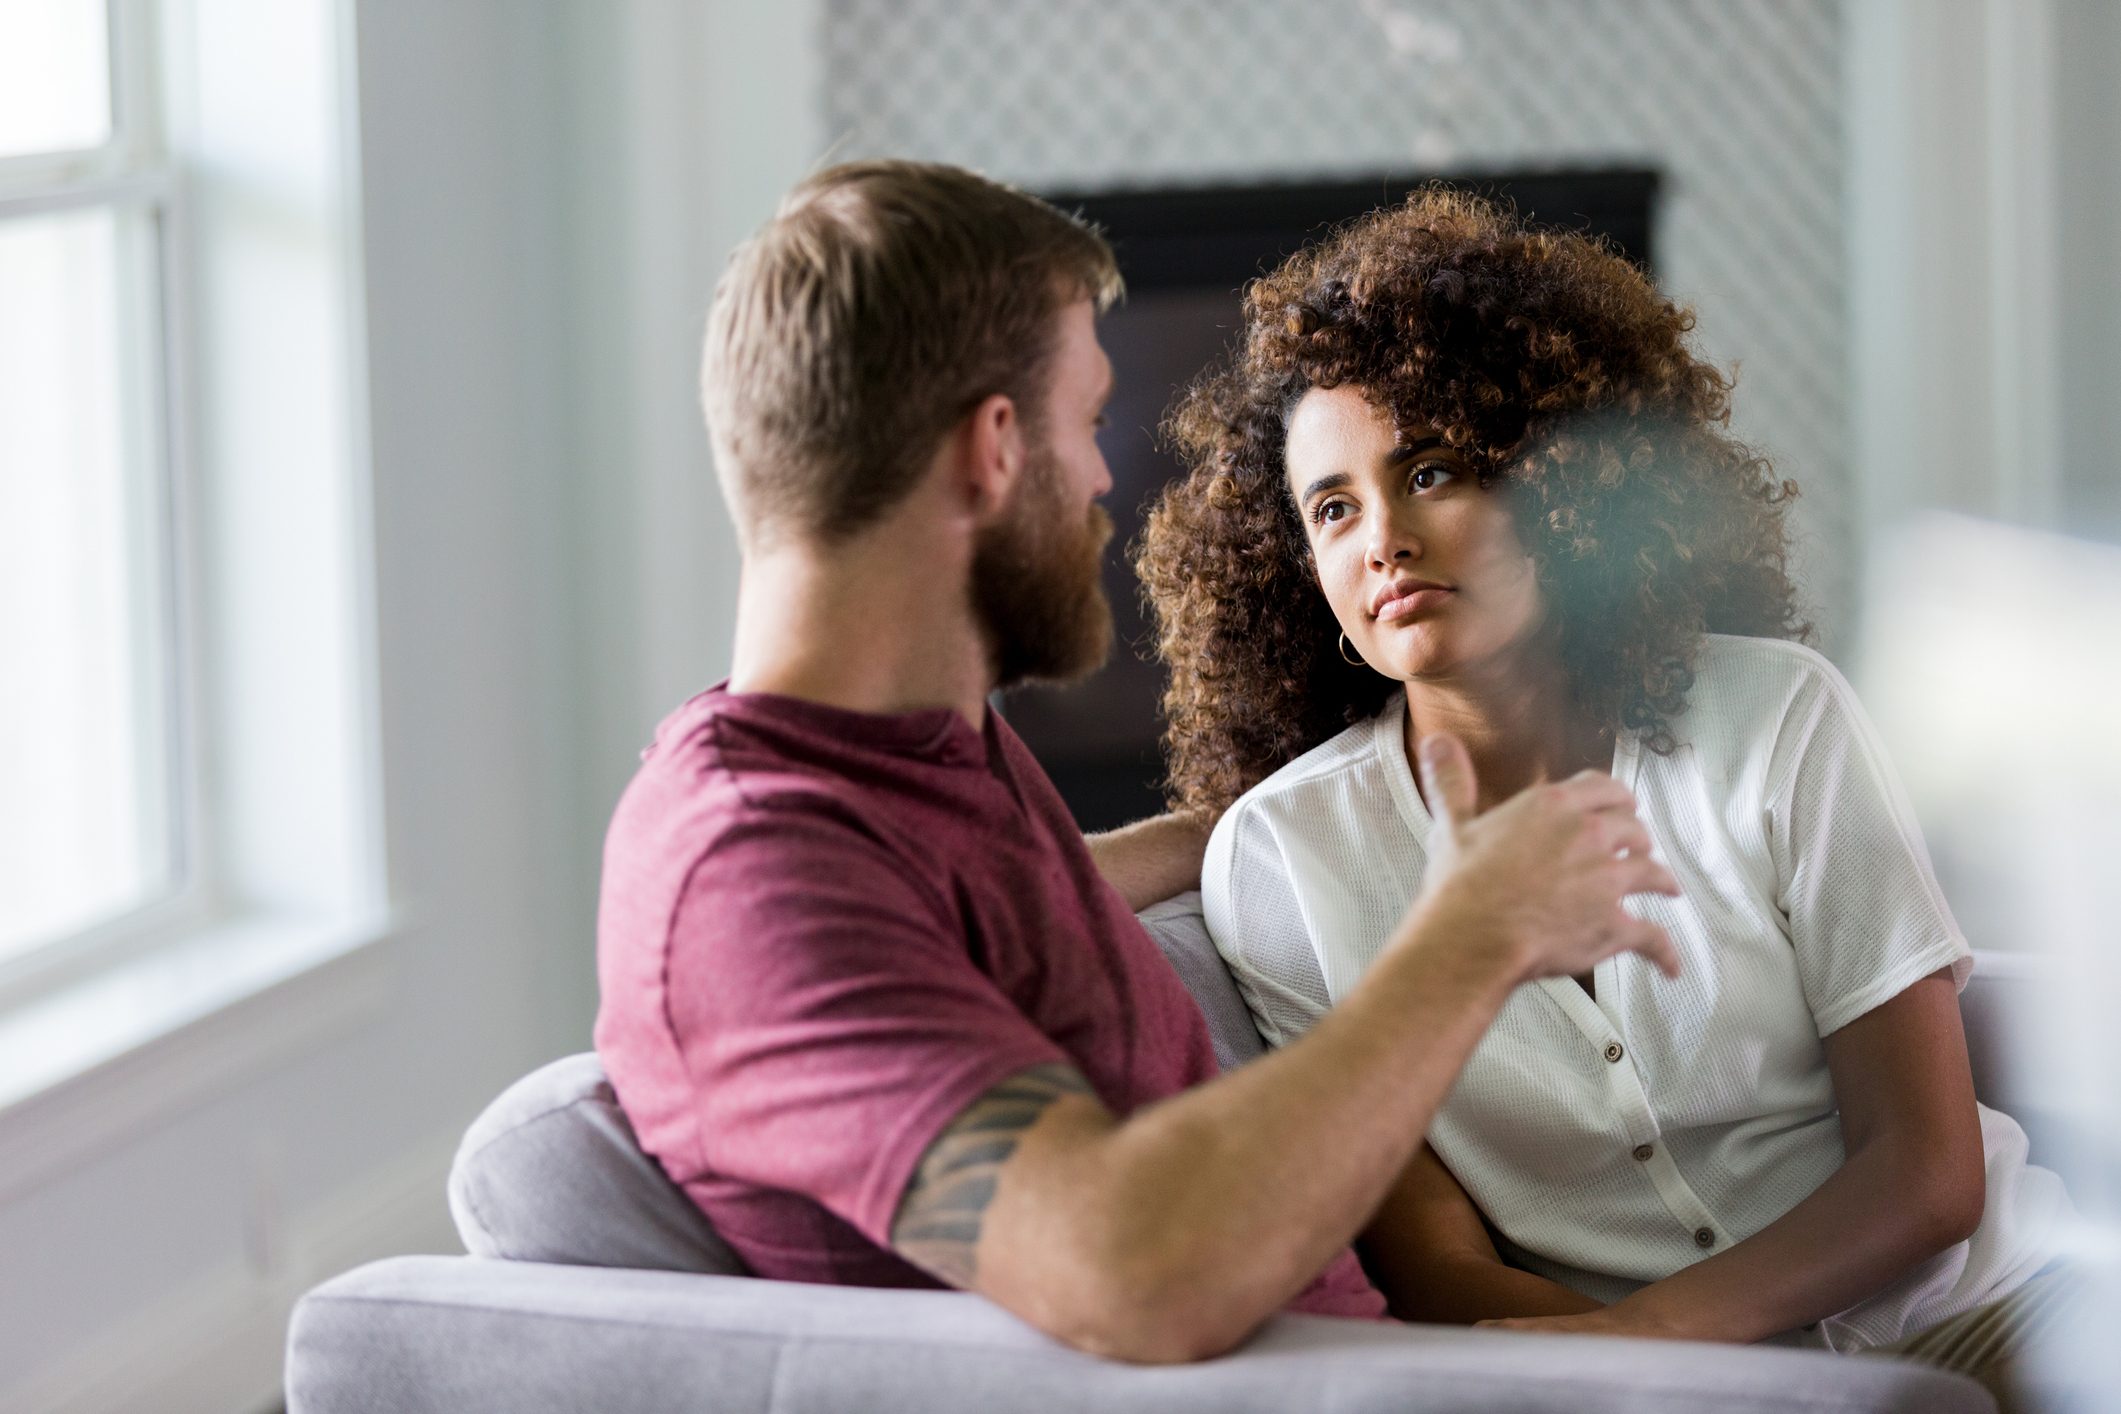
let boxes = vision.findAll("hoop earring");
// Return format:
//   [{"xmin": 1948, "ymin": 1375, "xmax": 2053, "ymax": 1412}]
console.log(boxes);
[{"xmin": 1339, "ymin": 632, "xmax": 1365, "ymax": 667}]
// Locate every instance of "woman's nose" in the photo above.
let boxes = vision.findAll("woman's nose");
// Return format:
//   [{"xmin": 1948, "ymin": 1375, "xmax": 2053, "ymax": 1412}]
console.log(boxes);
[{"xmin": 1366, "ymin": 516, "xmax": 1422, "ymax": 567}]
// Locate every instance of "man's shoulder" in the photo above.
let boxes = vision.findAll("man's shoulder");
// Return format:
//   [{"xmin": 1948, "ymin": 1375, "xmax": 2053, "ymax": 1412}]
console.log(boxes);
[
  {"xmin": 599, "ymin": 737, "xmax": 957, "ymax": 1009},
  {"xmin": 619, "ymin": 751, "xmax": 908, "ymax": 876},
  {"xmin": 628, "ymin": 686, "xmax": 908, "ymax": 821},
  {"xmin": 605, "ymin": 697, "xmax": 932, "ymax": 921}
]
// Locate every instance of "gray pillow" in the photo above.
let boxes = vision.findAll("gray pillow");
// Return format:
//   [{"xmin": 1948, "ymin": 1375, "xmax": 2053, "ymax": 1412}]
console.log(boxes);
[
  {"xmin": 447, "ymin": 892, "xmax": 1268, "ymax": 1273},
  {"xmin": 448, "ymin": 1052, "xmax": 746, "ymax": 1275},
  {"xmin": 1139, "ymin": 890, "xmax": 1268, "ymax": 1072}
]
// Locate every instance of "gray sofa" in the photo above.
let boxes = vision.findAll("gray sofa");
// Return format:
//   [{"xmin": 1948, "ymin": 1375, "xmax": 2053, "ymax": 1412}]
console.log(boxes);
[{"xmin": 286, "ymin": 895, "xmax": 2004, "ymax": 1412}]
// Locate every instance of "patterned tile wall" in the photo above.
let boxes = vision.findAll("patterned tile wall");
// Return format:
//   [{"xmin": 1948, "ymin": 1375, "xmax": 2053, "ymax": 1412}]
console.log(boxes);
[{"xmin": 822, "ymin": 0, "xmax": 1852, "ymax": 640}]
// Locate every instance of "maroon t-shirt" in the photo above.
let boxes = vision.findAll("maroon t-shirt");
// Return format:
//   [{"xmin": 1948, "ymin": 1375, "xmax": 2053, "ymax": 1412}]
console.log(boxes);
[{"xmin": 593, "ymin": 684, "xmax": 1385, "ymax": 1320}]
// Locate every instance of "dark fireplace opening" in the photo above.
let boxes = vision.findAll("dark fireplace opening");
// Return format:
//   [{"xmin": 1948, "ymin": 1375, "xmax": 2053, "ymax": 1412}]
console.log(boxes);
[{"xmin": 1000, "ymin": 169, "xmax": 1661, "ymax": 832}]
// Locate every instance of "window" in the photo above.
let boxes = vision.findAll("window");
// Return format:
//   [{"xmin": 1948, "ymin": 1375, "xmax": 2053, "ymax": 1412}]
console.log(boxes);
[
  {"xmin": 0, "ymin": 0, "xmax": 386, "ymax": 1148},
  {"xmin": 0, "ymin": 0, "xmax": 192, "ymax": 979}
]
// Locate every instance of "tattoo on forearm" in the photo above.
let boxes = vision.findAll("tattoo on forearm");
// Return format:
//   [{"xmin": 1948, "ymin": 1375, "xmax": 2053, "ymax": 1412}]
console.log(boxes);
[{"xmin": 890, "ymin": 1063, "xmax": 1093, "ymax": 1287}]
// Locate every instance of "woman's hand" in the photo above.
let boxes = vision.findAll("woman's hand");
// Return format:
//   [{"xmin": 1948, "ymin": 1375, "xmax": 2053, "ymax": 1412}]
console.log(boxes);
[
  {"xmin": 1478, "ymin": 1311, "xmax": 1611, "ymax": 1336},
  {"xmin": 1359, "ymin": 1145, "xmax": 1606, "ymax": 1324},
  {"xmin": 1476, "ymin": 1301, "xmax": 1689, "ymax": 1341}
]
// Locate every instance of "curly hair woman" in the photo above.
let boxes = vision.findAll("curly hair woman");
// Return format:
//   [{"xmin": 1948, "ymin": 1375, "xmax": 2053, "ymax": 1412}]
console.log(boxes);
[{"xmin": 1138, "ymin": 190, "xmax": 2076, "ymax": 1408}]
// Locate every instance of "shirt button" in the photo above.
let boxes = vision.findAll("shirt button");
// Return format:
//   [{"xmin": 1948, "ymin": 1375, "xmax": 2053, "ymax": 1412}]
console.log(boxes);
[
  {"xmin": 1603, "ymin": 1042, "xmax": 1625, "ymax": 1064},
  {"xmin": 1693, "ymin": 1227, "xmax": 1716, "ymax": 1249},
  {"xmin": 1632, "ymin": 1143, "xmax": 1655, "ymax": 1162}
]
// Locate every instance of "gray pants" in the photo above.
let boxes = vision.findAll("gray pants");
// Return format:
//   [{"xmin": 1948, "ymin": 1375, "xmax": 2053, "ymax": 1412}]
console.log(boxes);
[{"xmin": 1865, "ymin": 1265, "xmax": 2086, "ymax": 1414}]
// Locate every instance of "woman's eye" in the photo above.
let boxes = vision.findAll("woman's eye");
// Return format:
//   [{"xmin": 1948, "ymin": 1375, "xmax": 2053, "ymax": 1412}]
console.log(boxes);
[
  {"xmin": 1409, "ymin": 462, "xmax": 1459, "ymax": 492},
  {"xmin": 1313, "ymin": 500, "xmax": 1350, "ymax": 525}
]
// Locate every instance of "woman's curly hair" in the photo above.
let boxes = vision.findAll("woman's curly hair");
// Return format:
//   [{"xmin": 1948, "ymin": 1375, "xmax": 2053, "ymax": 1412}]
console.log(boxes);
[{"xmin": 1137, "ymin": 188, "xmax": 1810, "ymax": 815}]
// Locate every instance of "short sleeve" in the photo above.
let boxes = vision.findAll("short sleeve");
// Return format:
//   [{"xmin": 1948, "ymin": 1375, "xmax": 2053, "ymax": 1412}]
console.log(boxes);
[
  {"xmin": 1764, "ymin": 655, "xmax": 1973, "ymax": 1037},
  {"xmin": 1201, "ymin": 802, "xmax": 1334, "ymax": 1047},
  {"xmin": 664, "ymin": 809, "xmax": 1069, "ymax": 1248}
]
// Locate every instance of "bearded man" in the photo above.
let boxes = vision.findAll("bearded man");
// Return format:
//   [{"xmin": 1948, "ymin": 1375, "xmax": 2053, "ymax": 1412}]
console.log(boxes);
[{"xmin": 593, "ymin": 161, "xmax": 1680, "ymax": 1363}]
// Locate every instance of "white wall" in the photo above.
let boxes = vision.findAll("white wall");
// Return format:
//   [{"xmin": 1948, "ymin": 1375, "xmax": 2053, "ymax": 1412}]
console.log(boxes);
[
  {"xmin": 1847, "ymin": 0, "xmax": 2121, "ymax": 552},
  {"xmin": 2051, "ymin": 0, "xmax": 2121, "ymax": 540},
  {"xmin": 553, "ymin": 0, "xmax": 822, "ymax": 1039}
]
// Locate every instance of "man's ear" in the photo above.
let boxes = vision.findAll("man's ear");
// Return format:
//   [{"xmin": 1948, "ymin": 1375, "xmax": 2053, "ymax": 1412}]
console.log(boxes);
[{"xmin": 958, "ymin": 392, "xmax": 1025, "ymax": 524}]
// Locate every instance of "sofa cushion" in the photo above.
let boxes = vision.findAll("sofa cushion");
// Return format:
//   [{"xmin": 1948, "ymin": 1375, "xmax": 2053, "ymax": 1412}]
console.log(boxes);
[
  {"xmin": 448, "ymin": 1052, "xmax": 746, "ymax": 1274},
  {"xmin": 1140, "ymin": 890, "xmax": 1267, "ymax": 1071},
  {"xmin": 289, "ymin": 1255, "xmax": 1999, "ymax": 1414},
  {"xmin": 448, "ymin": 892, "xmax": 1268, "ymax": 1272}
]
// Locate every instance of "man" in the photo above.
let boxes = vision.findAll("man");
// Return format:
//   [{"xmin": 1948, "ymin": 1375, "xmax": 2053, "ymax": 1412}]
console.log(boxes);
[{"xmin": 594, "ymin": 161, "xmax": 1681, "ymax": 1363}]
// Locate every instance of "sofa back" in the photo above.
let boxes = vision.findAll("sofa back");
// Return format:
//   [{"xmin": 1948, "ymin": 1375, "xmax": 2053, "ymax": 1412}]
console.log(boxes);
[{"xmin": 451, "ymin": 893, "xmax": 2040, "ymax": 1275}]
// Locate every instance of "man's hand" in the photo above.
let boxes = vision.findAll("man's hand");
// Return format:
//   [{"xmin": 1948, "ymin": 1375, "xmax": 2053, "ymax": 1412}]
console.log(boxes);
[{"xmin": 1407, "ymin": 733, "xmax": 1683, "ymax": 984}]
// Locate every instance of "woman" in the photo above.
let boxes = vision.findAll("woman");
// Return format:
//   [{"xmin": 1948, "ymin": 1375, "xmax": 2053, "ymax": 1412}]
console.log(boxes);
[{"xmin": 1137, "ymin": 190, "xmax": 2075, "ymax": 1406}]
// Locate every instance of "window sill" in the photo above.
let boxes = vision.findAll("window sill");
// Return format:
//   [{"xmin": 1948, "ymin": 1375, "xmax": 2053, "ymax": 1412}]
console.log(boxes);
[{"xmin": 0, "ymin": 908, "xmax": 400, "ymax": 1203}]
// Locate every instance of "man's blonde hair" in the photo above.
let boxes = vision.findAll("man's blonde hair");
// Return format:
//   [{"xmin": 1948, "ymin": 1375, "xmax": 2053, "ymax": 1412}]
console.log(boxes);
[{"xmin": 702, "ymin": 161, "xmax": 1123, "ymax": 543}]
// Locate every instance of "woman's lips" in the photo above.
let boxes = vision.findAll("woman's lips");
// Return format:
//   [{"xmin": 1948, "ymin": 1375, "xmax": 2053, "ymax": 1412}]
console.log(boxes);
[{"xmin": 1375, "ymin": 587, "xmax": 1453, "ymax": 622}]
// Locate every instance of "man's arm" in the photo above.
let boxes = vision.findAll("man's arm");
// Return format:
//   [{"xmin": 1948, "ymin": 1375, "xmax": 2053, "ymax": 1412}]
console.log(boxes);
[
  {"xmin": 892, "ymin": 1063, "xmax": 1095, "ymax": 1286},
  {"xmin": 889, "ymin": 737, "xmax": 1683, "ymax": 1364},
  {"xmin": 892, "ymin": 909, "xmax": 1537, "ymax": 1362},
  {"xmin": 1083, "ymin": 809, "xmax": 1216, "ymax": 911}
]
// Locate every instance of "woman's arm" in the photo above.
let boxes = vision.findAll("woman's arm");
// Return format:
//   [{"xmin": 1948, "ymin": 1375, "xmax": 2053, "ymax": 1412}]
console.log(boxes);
[
  {"xmin": 1360, "ymin": 1143, "xmax": 1603, "ymax": 1323},
  {"xmin": 1491, "ymin": 968, "xmax": 1985, "ymax": 1343},
  {"xmin": 1085, "ymin": 809, "xmax": 1217, "ymax": 911}
]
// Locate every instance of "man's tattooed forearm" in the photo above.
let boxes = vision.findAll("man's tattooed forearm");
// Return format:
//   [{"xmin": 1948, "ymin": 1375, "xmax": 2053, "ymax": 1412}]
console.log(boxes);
[{"xmin": 890, "ymin": 1063, "xmax": 1093, "ymax": 1286}]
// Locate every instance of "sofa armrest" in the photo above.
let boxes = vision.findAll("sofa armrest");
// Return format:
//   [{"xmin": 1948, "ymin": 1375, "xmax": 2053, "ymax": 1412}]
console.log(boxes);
[{"xmin": 286, "ymin": 1256, "xmax": 1990, "ymax": 1414}]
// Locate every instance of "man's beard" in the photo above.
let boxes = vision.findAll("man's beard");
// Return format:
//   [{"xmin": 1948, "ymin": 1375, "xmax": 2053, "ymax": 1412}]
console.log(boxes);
[{"xmin": 969, "ymin": 445, "xmax": 1114, "ymax": 692}]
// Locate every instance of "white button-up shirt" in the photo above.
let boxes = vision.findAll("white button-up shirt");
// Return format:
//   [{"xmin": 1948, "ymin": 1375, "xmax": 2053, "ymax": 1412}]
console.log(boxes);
[{"xmin": 1203, "ymin": 635, "xmax": 2069, "ymax": 1350}]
